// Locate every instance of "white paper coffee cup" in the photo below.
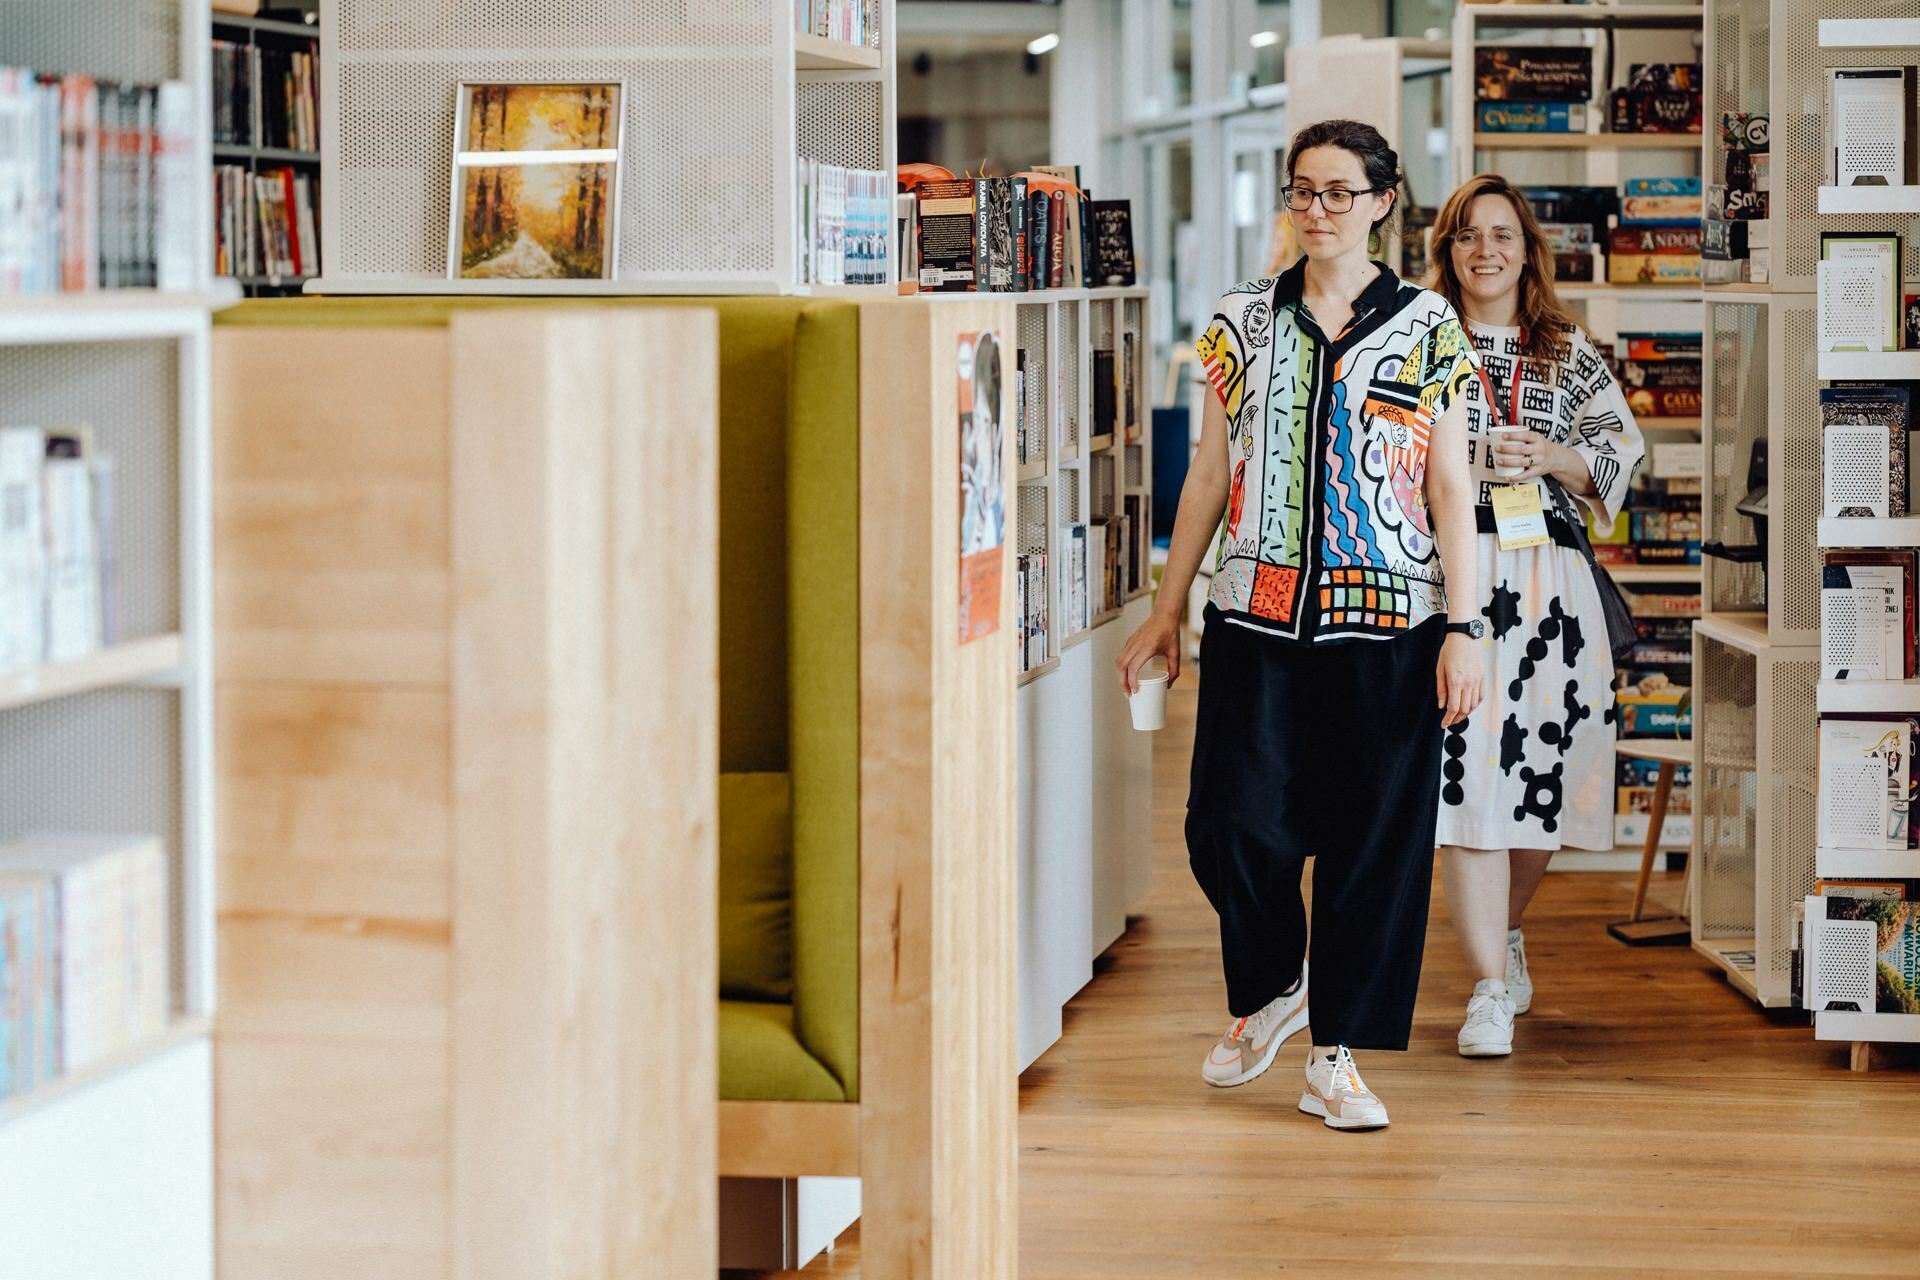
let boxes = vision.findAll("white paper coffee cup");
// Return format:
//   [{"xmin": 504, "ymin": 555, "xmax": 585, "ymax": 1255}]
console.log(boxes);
[
  {"xmin": 1490, "ymin": 425, "xmax": 1529, "ymax": 479},
  {"xmin": 1129, "ymin": 666, "xmax": 1169, "ymax": 731}
]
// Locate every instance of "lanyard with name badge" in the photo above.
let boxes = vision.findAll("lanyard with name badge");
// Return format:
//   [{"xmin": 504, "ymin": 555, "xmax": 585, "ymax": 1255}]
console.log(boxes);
[{"xmin": 1468, "ymin": 328, "xmax": 1550, "ymax": 552}]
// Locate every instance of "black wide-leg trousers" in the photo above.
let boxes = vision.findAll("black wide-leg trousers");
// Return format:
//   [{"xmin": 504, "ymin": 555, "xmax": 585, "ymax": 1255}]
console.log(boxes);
[{"xmin": 1186, "ymin": 608, "xmax": 1446, "ymax": 1050}]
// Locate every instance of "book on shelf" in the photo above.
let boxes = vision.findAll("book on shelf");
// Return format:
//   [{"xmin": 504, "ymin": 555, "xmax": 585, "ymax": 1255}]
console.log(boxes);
[
  {"xmin": 1823, "ymin": 384, "xmax": 1911, "ymax": 516},
  {"xmin": 0, "ymin": 872, "xmax": 57, "ymax": 1100},
  {"xmin": 916, "ymin": 177, "xmax": 976, "ymax": 292},
  {"xmin": 1092, "ymin": 348, "xmax": 1117, "ymax": 441},
  {"xmin": 1822, "ymin": 550, "xmax": 1917, "ymax": 682},
  {"xmin": 1017, "ymin": 551, "xmax": 1048, "ymax": 672},
  {"xmin": 894, "ymin": 192, "xmax": 918, "ymax": 286},
  {"xmin": 1015, "ymin": 350, "xmax": 1029, "ymax": 467},
  {"xmin": 1474, "ymin": 47, "xmax": 1592, "ymax": 102},
  {"xmin": 215, "ymin": 163, "xmax": 318, "ymax": 280},
  {"xmin": 795, "ymin": 0, "xmax": 874, "ymax": 45},
  {"xmin": 0, "ymin": 71, "xmax": 194, "ymax": 295},
  {"xmin": 1059, "ymin": 523, "xmax": 1087, "ymax": 634},
  {"xmin": 1089, "ymin": 200, "xmax": 1136, "ymax": 287},
  {"xmin": 0, "ymin": 424, "xmax": 120, "ymax": 676},
  {"xmin": 0, "ymin": 833, "xmax": 170, "ymax": 1081},
  {"xmin": 1031, "ymin": 166, "xmax": 1084, "ymax": 287},
  {"xmin": 1823, "ymin": 896, "xmax": 1920, "ymax": 1015},
  {"xmin": 1819, "ymin": 718, "xmax": 1916, "ymax": 852},
  {"xmin": 212, "ymin": 37, "xmax": 318, "ymax": 153},
  {"xmin": 1476, "ymin": 101, "xmax": 1588, "ymax": 134},
  {"xmin": 797, "ymin": 161, "xmax": 889, "ymax": 287}
]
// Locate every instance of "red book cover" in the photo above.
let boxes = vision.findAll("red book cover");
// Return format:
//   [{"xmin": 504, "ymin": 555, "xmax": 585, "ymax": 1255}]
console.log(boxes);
[
  {"xmin": 1049, "ymin": 193, "xmax": 1065, "ymax": 289},
  {"xmin": 280, "ymin": 167, "xmax": 301, "ymax": 275}
]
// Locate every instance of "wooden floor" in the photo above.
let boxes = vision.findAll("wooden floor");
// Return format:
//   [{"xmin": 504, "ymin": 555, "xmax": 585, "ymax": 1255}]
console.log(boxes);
[{"xmin": 751, "ymin": 682, "xmax": 1920, "ymax": 1277}]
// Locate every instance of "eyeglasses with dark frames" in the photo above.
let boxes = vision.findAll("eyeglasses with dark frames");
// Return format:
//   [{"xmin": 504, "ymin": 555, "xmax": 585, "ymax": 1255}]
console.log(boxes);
[{"xmin": 1280, "ymin": 185, "xmax": 1386, "ymax": 214}]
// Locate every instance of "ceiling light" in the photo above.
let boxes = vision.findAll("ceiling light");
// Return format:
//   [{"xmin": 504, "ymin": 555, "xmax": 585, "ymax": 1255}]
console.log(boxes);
[
  {"xmin": 1249, "ymin": 30, "xmax": 1280, "ymax": 48},
  {"xmin": 1026, "ymin": 33, "xmax": 1059, "ymax": 56}
]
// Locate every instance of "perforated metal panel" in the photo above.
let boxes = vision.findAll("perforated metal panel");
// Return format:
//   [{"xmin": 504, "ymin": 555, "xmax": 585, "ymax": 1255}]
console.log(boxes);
[
  {"xmin": 1706, "ymin": 300, "xmax": 1767, "ymax": 613},
  {"xmin": 1765, "ymin": 654, "xmax": 1817, "ymax": 991},
  {"xmin": 0, "ymin": 342, "xmax": 180, "ymax": 640},
  {"xmin": 1092, "ymin": 452, "xmax": 1116, "ymax": 520},
  {"xmin": 1813, "ymin": 918, "xmax": 1877, "ymax": 1013},
  {"xmin": 1774, "ymin": 0, "xmax": 1920, "ymax": 291},
  {"xmin": 1125, "ymin": 444, "xmax": 1143, "ymax": 489},
  {"xmin": 0, "ymin": 688, "xmax": 185, "ymax": 1018},
  {"xmin": 1060, "ymin": 304, "xmax": 1081, "ymax": 447},
  {"xmin": 1776, "ymin": 300, "xmax": 1820, "ymax": 643},
  {"xmin": 797, "ymin": 78, "xmax": 883, "ymax": 169},
  {"xmin": 1061, "ymin": 465, "xmax": 1082, "ymax": 526},
  {"xmin": 1016, "ymin": 482, "xmax": 1048, "ymax": 558},
  {"xmin": 0, "ymin": 0, "xmax": 183, "ymax": 82},
  {"xmin": 1696, "ymin": 635, "xmax": 1758, "ymax": 941},
  {"xmin": 1089, "ymin": 299, "xmax": 1115, "ymax": 351},
  {"xmin": 336, "ymin": 1, "xmax": 764, "ymax": 52},
  {"xmin": 1018, "ymin": 303, "xmax": 1050, "ymax": 467},
  {"xmin": 1709, "ymin": 0, "xmax": 1769, "ymax": 190},
  {"xmin": 1824, "ymin": 424, "xmax": 1891, "ymax": 517}
]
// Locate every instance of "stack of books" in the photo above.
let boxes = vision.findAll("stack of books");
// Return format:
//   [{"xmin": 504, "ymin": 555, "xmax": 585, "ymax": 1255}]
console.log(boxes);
[
  {"xmin": 797, "ymin": 160, "xmax": 890, "ymax": 287},
  {"xmin": 1617, "ymin": 330, "xmax": 1702, "ymax": 422},
  {"xmin": 1528, "ymin": 186, "xmax": 1617, "ymax": 283},
  {"xmin": 912, "ymin": 167, "xmax": 1134, "ymax": 293},
  {"xmin": 794, "ymin": 0, "xmax": 873, "ymax": 45},
  {"xmin": 214, "ymin": 164, "xmax": 317, "ymax": 281},
  {"xmin": 1475, "ymin": 47, "xmax": 1593, "ymax": 134},
  {"xmin": 0, "ymin": 833, "xmax": 171, "ymax": 1100},
  {"xmin": 0, "ymin": 426, "xmax": 118, "ymax": 675},
  {"xmin": 1016, "ymin": 552, "xmax": 1049, "ymax": 673},
  {"xmin": 0, "ymin": 70, "xmax": 197, "ymax": 294},
  {"xmin": 1705, "ymin": 112, "xmax": 1770, "ymax": 285},
  {"xmin": 1609, "ymin": 180, "xmax": 1701, "ymax": 285}
]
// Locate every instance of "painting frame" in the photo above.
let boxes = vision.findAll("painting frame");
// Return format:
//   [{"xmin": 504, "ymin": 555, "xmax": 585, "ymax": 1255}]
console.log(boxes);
[{"xmin": 448, "ymin": 80, "xmax": 626, "ymax": 282}]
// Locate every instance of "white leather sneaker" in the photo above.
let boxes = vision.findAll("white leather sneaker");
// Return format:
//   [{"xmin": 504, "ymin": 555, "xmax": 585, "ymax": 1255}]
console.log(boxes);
[
  {"xmin": 1506, "ymin": 927, "xmax": 1533, "ymax": 1015},
  {"xmin": 1201, "ymin": 968, "xmax": 1309, "ymax": 1088},
  {"xmin": 1458, "ymin": 977, "xmax": 1516, "ymax": 1058},
  {"xmin": 1299, "ymin": 1046, "xmax": 1389, "ymax": 1131}
]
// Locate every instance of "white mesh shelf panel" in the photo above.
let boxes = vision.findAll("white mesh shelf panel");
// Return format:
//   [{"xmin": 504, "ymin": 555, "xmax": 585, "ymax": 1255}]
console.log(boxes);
[
  {"xmin": 1092, "ymin": 452, "xmax": 1116, "ymax": 521},
  {"xmin": 797, "ymin": 79, "xmax": 883, "ymax": 169},
  {"xmin": 1125, "ymin": 445, "xmax": 1144, "ymax": 489},
  {"xmin": 1060, "ymin": 304, "xmax": 1081, "ymax": 445},
  {"xmin": 336, "ymin": 0, "xmax": 765, "ymax": 53},
  {"xmin": 0, "ymin": 341, "xmax": 181, "ymax": 639},
  {"xmin": 1706, "ymin": 300, "xmax": 1767, "ymax": 614},
  {"xmin": 1017, "ymin": 304, "xmax": 1050, "ymax": 464},
  {"xmin": 1709, "ymin": 0, "xmax": 1769, "ymax": 190},
  {"xmin": 0, "ymin": 688, "xmax": 186, "ymax": 1016},
  {"xmin": 1765, "ymin": 655, "xmax": 1817, "ymax": 993},
  {"xmin": 1777, "ymin": 301, "xmax": 1819, "ymax": 643},
  {"xmin": 1696, "ymin": 635, "xmax": 1758, "ymax": 942},
  {"xmin": 1061, "ymin": 466, "xmax": 1082, "ymax": 526},
  {"xmin": 1016, "ymin": 484, "xmax": 1048, "ymax": 558},
  {"xmin": 0, "ymin": 0, "xmax": 182, "ymax": 83},
  {"xmin": 1776, "ymin": 0, "xmax": 1920, "ymax": 291},
  {"xmin": 1813, "ymin": 918, "xmax": 1876, "ymax": 1013}
]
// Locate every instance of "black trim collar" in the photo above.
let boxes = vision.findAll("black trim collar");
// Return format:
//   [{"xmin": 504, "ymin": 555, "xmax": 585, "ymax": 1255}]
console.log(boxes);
[{"xmin": 1271, "ymin": 257, "xmax": 1404, "ymax": 318}]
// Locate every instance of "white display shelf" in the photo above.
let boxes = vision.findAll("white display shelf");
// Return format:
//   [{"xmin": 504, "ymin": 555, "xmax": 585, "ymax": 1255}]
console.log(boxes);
[
  {"xmin": 1702, "ymin": 285, "xmax": 1774, "ymax": 305},
  {"xmin": 1816, "ymin": 1011, "xmax": 1920, "ymax": 1044},
  {"xmin": 1815, "ymin": 846, "xmax": 1920, "ymax": 880},
  {"xmin": 1817, "ymin": 516, "xmax": 1920, "ymax": 548},
  {"xmin": 0, "ymin": 290, "xmax": 236, "ymax": 345},
  {"xmin": 795, "ymin": 33, "xmax": 882, "ymax": 71},
  {"xmin": 1694, "ymin": 611, "xmax": 1770, "ymax": 655},
  {"xmin": 1468, "ymin": 3, "xmax": 1709, "ymax": 27},
  {"xmin": 1558, "ymin": 283, "xmax": 1702, "ymax": 301},
  {"xmin": 1693, "ymin": 936, "xmax": 1778, "ymax": 1007},
  {"xmin": 306, "ymin": 274, "xmax": 892, "ymax": 298},
  {"xmin": 1819, "ymin": 350, "xmax": 1920, "ymax": 380},
  {"xmin": 1818, "ymin": 18, "xmax": 1920, "ymax": 48},
  {"xmin": 0, "ymin": 635, "xmax": 186, "ymax": 714},
  {"xmin": 1819, "ymin": 185, "xmax": 1920, "ymax": 215},
  {"xmin": 1612, "ymin": 563, "xmax": 1703, "ymax": 584},
  {"xmin": 0, "ymin": 1017, "xmax": 211, "ymax": 1128},
  {"xmin": 1818, "ymin": 679, "xmax": 1920, "ymax": 713},
  {"xmin": 1016, "ymin": 657, "xmax": 1060, "ymax": 687},
  {"xmin": 1473, "ymin": 132, "xmax": 1705, "ymax": 150}
]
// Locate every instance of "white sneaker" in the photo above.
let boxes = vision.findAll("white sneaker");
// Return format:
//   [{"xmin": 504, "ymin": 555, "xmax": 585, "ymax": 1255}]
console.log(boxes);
[
  {"xmin": 1298, "ymin": 1046, "xmax": 1389, "ymax": 1130},
  {"xmin": 1506, "ymin": 927, "xmax": 1533, "ymax": 1015},
  {"xmin": 1458, "ymin": 977, "xmax": 1516, "ymax": 1058},
  {"xmin": 1201, "ymin": 969, "xmax": 1309, "ymax": 1088}
]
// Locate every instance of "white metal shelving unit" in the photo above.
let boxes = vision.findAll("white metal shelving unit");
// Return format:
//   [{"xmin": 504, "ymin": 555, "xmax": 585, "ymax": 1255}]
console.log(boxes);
[
  {"xmin": 0, "ymin": 1, "xmax": 217, "ymax": 1274},
  {"xmin": 1006, "ymin": 285, "xmax": 1154, "ymax": 1071},
  {"xmin": 1798, "ymin": 6, "xmax": 1920, "ymax": 1064},
  {"xmin": 311, "ymin": 0, "xmax": 896, "ymax": 295}
]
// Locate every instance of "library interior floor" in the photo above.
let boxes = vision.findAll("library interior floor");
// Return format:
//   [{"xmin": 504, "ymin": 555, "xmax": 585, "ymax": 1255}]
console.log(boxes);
[{"xmin": 740, "ymin": 680, "xmax": 1920, "ymax": 1280}]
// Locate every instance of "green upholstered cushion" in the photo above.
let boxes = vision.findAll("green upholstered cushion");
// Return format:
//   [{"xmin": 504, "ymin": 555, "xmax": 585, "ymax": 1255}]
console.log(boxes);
[
  {"xmin": 718, "ymin": 999, "xmax": 847, "ymax": 1102},
  {"xmin": 718, "ymin": 771, "xmax": 794, "ymax": 1002},
  {"xmin": 784, "ymin": 302, "xmax": 862, "ymax": 1101}
]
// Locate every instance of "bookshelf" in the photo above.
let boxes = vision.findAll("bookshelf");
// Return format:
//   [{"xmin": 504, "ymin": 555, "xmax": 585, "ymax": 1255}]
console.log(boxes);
[
  {"xmin": 310, "ymin": 0, "xmax": 896, "ymax": 295},
  {"xmin": 0, "ymin": 0, "xmax": 216, "ymax": 1275},
  {"xmin": 210, "ymin": 8, "xmax": 321, "ymax": 295},
  {"xmin": 1005, "ymin": 285, "xmax": 1153, "ymax": 1070}
]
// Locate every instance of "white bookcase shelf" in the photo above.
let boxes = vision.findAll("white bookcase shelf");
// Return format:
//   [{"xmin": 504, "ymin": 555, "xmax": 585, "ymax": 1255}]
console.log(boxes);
[
  {"xmin": 0, "ymin": 1016, "xmax": 210, "ymax": 1127},
  {"xmin": 0, "ymin": 290, "xmax": 235, "ymax": 345},
  {"xmin": 1817, "ymin": 516, "xmax": 1920, "ymax": 548},
  {"xmin": 795, "ymin": 33, "xmax": 882, "ymax": 71},
  {"xmin": 1819, "ymin": 351, "xmax": 1920, "ymax": 380},
  {"xmin": 1815, "ymin": 846, "xmax": 1920, "ymax": 879},
  {"xmin": 1818, "ymin": 18, "xmax": 1920, "ymax": 48},
  {"xmin": 1818, "ymin": 185, "xmax": 1920, "ymax": 214},
  {"xmin": 1817, "ymin": 1011, "xmax": 1920, "ymax": 1043},
  {"xmin": 1557, "ymin": 283, "xmax": 1703, "ymax": 302},
  {"xmin": 1612, "ymin": 563, "xmax": 1703, "ymax": 584},
  {"xmin": 0, "ymin": 635, "xmax": 186, "ymax": 714},
  {"xmin": 1472, "ymin": 132, "xmax": 1704, "ymax": 150},
  {"xmin": 1818, "ymin": 679, "xmax": 1920, "ymax": 713}
]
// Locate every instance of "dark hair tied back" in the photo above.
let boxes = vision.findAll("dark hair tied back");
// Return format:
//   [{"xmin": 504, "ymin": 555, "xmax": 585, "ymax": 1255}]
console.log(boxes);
[{"xmin": 1286, "ymin": 118, "xmax": 1403, "ymax": 234}]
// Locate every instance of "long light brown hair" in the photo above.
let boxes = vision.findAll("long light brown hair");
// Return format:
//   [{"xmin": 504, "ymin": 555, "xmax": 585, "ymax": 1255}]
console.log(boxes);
[{"xmin": 1428, "ymin": 174, "xmax": 1579, "ymax": 379}]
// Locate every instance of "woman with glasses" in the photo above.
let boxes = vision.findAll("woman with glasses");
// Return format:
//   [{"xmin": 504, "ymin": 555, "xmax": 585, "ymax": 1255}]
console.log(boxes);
[
  {"xmin": 1117, "ymin": 119, "xmax": 1485, "ymax": 1131},
  {"xmin": 1425, "ymin": 174, "xmax": 1644, "ymax": 1059}
]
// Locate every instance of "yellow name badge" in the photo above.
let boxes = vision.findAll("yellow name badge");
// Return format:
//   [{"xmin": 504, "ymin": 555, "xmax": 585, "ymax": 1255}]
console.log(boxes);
[{"xmin": 1490, "ymin": 483, "xmax": 1551, "ymax": 550}]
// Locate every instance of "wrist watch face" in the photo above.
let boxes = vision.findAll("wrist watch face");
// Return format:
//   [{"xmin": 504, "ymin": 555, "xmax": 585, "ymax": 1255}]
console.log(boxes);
[{"xmin": 1451, "ymin": 619, "xmax": 1486, "ymax": 640}]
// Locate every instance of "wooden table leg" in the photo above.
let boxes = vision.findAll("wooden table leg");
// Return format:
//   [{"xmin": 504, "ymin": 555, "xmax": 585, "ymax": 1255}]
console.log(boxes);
[
  {"xmin": 1630, "ymin": 761, "xmax": 1676, "ymax": 924},
  {"xmin": 1851, "ymin": 1041, "xmax": 1872, "ymax": 1073}
]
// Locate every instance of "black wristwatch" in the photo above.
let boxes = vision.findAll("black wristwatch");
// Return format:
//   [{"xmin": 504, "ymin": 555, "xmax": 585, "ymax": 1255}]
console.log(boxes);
[{"xmin": 1444, "ymin": 619, "xmax": 1486, "ymax": 640}]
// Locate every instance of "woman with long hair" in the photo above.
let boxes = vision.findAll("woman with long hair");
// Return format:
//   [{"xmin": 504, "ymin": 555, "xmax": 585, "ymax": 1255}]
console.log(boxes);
[
  {"xmin": 1116, "ymin": 119, "xmax": 1485, "ymax": 1131},
  {"xmin": 1425, "ymin": 174, "xmax": 1644, "ymax": 1057}
]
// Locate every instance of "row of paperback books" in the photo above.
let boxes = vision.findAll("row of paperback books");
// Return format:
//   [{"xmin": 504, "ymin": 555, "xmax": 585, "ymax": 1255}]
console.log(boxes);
[
  {"xmin": 0, "ymin": 427, "xmax": 120, "ymax": 677},
  {"xmin": 794, "ymin": 0, "xmax": 873, "ymax": 45},
  {"xmin": 1016, "ymin": 552, "xmax": 1049, "ymax": 674},
  {"xmin": 1475, "ymin": 50, "xmax": 1701, "ymax": 135},
  {"xmin": 1706, "ymin": 112, "xmax": 1770, "ymax": 285},
  {"xmin": 0, "ymin": 70, "xmax": 196, "ymax": 295},
  {"xmin": 1604, "ymin": 328, "xmax": 1703, "ymax": 428},
  {"xmin": 1532, "ymin": 182, "xmax": 1705, "ymax": 288},
  {"xmin": 0, "ymin": 833, "xmax": 171, "ymax": 1100},
  {"xmin": 214, "ymin": 163, "xmax": 318, "ymax": 281},
  {"xmin": 1055, "ymin": 507, "xmax": 1150, "ymax": 638},
  {"xmin": 797, "ymin": 160, "xmax": 890, "ymax": 287},
  {"xmin": 908, "ymin": 167, "xmax": 1136, "ymax": 293},
  {"xmin": 211, "ymin": 38, "xmax": 318, "ymax": 153},
  {"xmin": 1797, "ymin": 883, "xmax": 1920, "ymax": 1016}
]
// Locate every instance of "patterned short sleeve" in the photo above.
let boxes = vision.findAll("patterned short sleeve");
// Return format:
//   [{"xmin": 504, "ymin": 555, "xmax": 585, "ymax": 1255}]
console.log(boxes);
[
  {"xmin": 1195, "ymin": 290, "xmax": 1263, "ymax": 421},
  {"xmin": 1421, "ymin": 300, "xmax": 1481, "ymax": 426}
]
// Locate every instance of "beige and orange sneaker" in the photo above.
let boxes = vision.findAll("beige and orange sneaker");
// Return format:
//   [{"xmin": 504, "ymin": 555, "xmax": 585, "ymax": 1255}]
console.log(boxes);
[
  {"xmin": 1200, "ymin": 968, "xmax": 1309, "ymax": 1088},
  {"xmin": 1299, "ymin": 1046, "xmax": 1389, "ymax": 1131}
]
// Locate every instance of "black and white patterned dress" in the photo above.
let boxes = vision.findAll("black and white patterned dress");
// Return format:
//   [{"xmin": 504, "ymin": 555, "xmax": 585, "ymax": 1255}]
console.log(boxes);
[{"xmin": 1434, "ymin": 322, "xmax": 1644, "ymax": 852}]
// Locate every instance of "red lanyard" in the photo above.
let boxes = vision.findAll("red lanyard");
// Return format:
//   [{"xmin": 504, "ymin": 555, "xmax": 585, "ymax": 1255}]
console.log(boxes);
[{"xmin": 1465, "ymin": 324, "xmax": 1522, "ymax": 430}]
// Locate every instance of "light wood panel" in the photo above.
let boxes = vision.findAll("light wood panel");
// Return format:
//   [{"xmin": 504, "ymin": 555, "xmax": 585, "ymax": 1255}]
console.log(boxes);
[
  {"xmin": 856, "ymin": 298, "xmax": 1018, "ymax": 1280},
  {"xmin": 717, "ymin": 1101, "xmax": 860, "ymax": 1178},
  {"xmin": 751, "ymin": 679, "xmax": 1920, "ymax": 1280},
  {"xmin": 448, "ymin": 310, "xmax": 718, "ymax": 1280}
]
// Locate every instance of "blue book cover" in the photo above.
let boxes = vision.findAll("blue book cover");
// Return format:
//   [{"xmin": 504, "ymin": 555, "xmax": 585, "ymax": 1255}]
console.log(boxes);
[
  {"xmin": 1477, "ymin": 101, "xmax": 1588, "ymax": 133},
  {"xmin": 1623, "ymin": 176, "xmax": 1702, "ymax": 198},
  {"xmin": 0, "ymin": 876, "xmax": 49, "ymax": 1099}
]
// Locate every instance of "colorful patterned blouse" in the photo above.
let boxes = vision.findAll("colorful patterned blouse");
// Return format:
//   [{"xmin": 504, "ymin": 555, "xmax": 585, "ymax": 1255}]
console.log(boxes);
[{"xmin": 1195, "ymin": 260, "xmax": 1479, "ymax": 644}]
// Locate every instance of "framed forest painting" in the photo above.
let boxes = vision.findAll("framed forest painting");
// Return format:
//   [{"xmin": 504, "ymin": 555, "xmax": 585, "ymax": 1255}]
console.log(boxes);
[{"xmin": 450, "ymin": 82, "xmax": 623, "ymax": 280}]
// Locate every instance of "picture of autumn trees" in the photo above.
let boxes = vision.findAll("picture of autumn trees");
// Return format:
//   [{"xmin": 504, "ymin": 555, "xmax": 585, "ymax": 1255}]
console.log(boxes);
[{"xmin": 456, "ymin": 83, "xmax": 620, "ymax": 279}]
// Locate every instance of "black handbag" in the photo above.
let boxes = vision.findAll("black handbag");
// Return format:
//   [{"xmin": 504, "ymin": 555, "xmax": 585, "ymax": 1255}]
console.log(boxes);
[{"xmin": 1551, "ymin": 481, "xmax": 1639, "ymax": 663}]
